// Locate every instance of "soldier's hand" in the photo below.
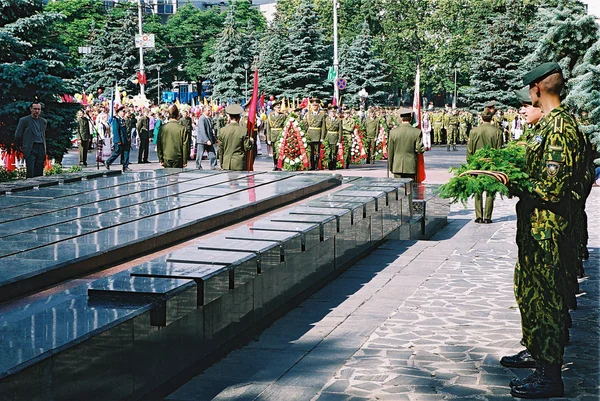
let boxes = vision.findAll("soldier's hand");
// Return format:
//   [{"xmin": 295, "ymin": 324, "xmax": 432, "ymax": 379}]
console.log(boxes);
[
  {"xmin": 206, "ymin": 141, "xmax": 212, "ymax": 146},
  {"xmin": 267, "ymin": 141, "xmax": 271, "ymax": 145}
]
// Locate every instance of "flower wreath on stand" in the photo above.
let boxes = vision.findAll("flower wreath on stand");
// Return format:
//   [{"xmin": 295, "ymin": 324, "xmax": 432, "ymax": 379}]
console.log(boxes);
[
  {"xmin": 374, "ymin": 124, "xmax": 388, "ymax": 160},
  {"xmin": 276, "ymin": 114, "xmax": 310, "ymax": 171},
  {"xmin": 351, "ymin": 118, "xmax": 367, "ymax": 164}
]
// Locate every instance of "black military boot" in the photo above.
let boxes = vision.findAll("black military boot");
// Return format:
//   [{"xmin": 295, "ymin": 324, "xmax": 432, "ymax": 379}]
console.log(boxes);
[
  {"xmin": 500, "ymin": 349, "xmax": 536, "ymax": 368},
  {"xmin": 453, "ymin": 144, "xmax": 458, "ymax": 151},
  {"xmin": 447, "ymin": 144, "xmax": 451, "ymax": 151},
  {"xmin": 510, "ymin": 362, "xmax": 564, "ymax": 399}
]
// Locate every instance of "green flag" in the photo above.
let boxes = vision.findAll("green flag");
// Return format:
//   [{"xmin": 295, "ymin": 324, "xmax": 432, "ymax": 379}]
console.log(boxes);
[{"xmin": 327, "ymin": 66, "xmax": 336, "ymax": 82}]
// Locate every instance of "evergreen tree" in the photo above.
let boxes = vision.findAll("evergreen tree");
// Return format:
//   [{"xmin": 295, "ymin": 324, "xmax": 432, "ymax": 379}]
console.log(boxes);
[
  {"xmin": 462, "ymin": 1, "xmax": 528, "ymax": 109},
  {"xmin": 258, "ymin": 13, "xmax": 290, "ymax": 97},
  {"xmin": 340, "ymin": 21, "xmax": 390, "ymax": 106},
  {"xmin": 280, "ymin": 0, "xmax": 330, "ymax": 100},
  {"xmin": 521, "ymin": 0, "xmax": 599, "ymax": 80},
  {"xmin": 0, "ymin": 0, "xmax": 79, "ymax": 162},
  {"xmin": 565, "ymin": 39, "xmax": 600, "ymax": 164},
  {"xmin": 210, "ymin": 4, "xmax": 246, "ymax": 101},
  {"xmin": 80, "ymin": 8, "xmax": 139, "ymax": 95}
]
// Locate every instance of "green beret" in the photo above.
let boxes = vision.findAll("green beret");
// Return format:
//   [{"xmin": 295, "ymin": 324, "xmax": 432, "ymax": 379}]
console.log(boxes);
[
  {"xmin": 522, "ymin": 62, "xmax": 562, "ymax": 86},
  {"xmin": 514, "ymin": 87, "xmax": 532, "ymax": 105},
  {"xmin": 225, "ymin": 103, "xmax": 243, "ymax": 115}
]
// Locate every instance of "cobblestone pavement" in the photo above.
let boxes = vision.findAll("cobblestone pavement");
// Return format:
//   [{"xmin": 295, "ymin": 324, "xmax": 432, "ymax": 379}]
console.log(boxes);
[{"xmin": 166, "ymin": 189, "xmax": 599, "ymax": 401}]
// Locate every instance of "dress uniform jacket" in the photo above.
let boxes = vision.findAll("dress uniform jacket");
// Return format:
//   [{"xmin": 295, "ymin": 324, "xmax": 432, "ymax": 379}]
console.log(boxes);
[
  {"xmin": 218, "ymin": 122, "xmax": 252, "ymax": 171},
  {"xmin": 325, "ymin": 116, "xmax": 342, "ymax": 145},
  {"xmin": 466, "ymin": 123, "xmax": 502, "ymax": 157},
  {"xmin": 157, "ymin": 120, "xmax": 189, "ymax": 168},
  {"xmin": 365, "ymin": 116, "xmax": 379, "ymax": 139},
  {"xmin": 304, "ymin": 111, "xmax": 326, "ymax": 142},
  {"xmin": 387, "ymin": 123, "xmax": 425, "ymax": 175}
]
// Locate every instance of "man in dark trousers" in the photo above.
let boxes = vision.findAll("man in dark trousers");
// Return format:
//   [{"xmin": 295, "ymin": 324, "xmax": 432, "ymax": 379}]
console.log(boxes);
[
  {"xmin": 136, "ymin": 110, "xmax": 150, "ymax": 163},
  {"xmin": 466, "ymin": 110, "xmax": 503, "ymax": 223},
  {"xmin": 76, "ymin": 109, "xmax": 91, "ymax": 166},
  {"xmin": 195, "ymin": 107, "xmax": 217, "ymax": 169},
  {"xmin": 14, "ymin": 101, "xmax": 47, "ymax": 178},
  {"xmin": 387, "ymin": 108, "xmax": 425, "ymax": 180},
  {"xmin": 106, "ymin": 107, "xmax": 131, "ymax": 172}
]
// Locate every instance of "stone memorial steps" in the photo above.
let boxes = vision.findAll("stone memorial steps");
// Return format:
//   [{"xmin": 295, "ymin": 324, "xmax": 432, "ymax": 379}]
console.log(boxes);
[
  {"xmin": 0, "ymin": 177, "xmax": 450, "ymax": 401},
  {"xmin": 0, "ymin": 170, "xmax": 122, "ymax": 196},
  {"xmin": 0, "ymin": 171, "xmax": 341, "ymax": 302}
]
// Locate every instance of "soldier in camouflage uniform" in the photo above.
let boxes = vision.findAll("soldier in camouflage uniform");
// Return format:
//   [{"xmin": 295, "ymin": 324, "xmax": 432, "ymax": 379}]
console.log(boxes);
[
  {"xmin": 432, "ymin": 109, "xmax": 443, "ymax": 145},
  {"xmin": 502, "ymin": 63, "xmax": 591, "ymax": 400},
  {"xmin": 458, "ymin": 110, "xmax": 469, "ymax": 144},
  {"xmin": 266, "ymin": 101, "xmax": 286, "ymax": 171},
  {"xmin": 364, "ymin": 108, "xmax": 380, "ymax": 164},
  {"xmin": 446, "ymin": 109, "xmax": 459, "ymax": 151}
]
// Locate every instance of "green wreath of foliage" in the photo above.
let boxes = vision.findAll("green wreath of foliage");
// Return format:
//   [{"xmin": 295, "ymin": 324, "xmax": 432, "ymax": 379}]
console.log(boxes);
[{"xmin": 439, "ymin": 142, "xmax": 534, "ymax": 205}]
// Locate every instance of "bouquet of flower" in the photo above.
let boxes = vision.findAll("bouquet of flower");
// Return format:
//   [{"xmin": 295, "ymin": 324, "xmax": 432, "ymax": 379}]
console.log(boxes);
[
  {"xmin": 375, "ymin": 125, "xmax": 387, "ymax": 160},
  {"xmin": 351, "ymin": 119, "xmax": 367, "ymax": 164},
  {"xmin": 439, "ymin": 142, "xmax": 533, "ymax": 205}
]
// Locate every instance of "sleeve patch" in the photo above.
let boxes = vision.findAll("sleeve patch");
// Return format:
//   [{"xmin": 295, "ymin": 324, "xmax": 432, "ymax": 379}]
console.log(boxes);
[{"xmin": 546, "ymin": 161, "xmax": 560, "ymax": 177}]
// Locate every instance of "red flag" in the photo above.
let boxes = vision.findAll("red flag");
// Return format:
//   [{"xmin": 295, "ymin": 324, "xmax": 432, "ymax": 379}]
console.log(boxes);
[
  {"xmin": 82, "ymin": 92, "xmax": 89, "ymax": 106},
  {"xmin": 244, "ymin": 69, "xmax": 259, "ymax": 171},
  {"xmin": 259, "ymin": 94, "xmax": 265, "ymax": 109},
  {"xmin": 136, "ymin": 72, "xmax": 147, "ymax": 85},
  {"xmin": 413, "ymin": 60, "xmax": 426, "ymax": 183}
]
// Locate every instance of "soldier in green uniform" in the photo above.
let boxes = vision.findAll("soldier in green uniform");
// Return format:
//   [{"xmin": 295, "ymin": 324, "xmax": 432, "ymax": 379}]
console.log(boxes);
[
  {"xmin": 266, "ymin": 101, "xmax": 286, "ymax": 171},
  {"xmin": 432, "ymin": 109, "xmax": 443, "ymax": 145},
  {"xmin": 218, "ymin": 104, "xmax": 254, "ymax": 171},
  {"xmin": 157, "ymin": 105, "xmax": 189, "ymax": 168},
  {"xmin": 179, "ymin": 109, "xmax": 193, "ymax": 160},
  {"xmin": 442, "ymin": 109, "xmax": 450, "ymax": 145},
  {"xmin": 502, "ymin": 63, "xmax": 591, "ymax": 399},
  {"xmin": 303, "ymin": 98, "xmax": 326, "ymax": 170},
  {"xmin": 446, "ymin": 109, "xmax": 459, "ymax": 151},
  {"xmin": 76, "ymin": 110, "xmax": 91, "ymax": 166},
  {"xmin": 387, "ymin": 108, "xmax": 425, "ymax": 180},
  {"xmin": 324, "ymin": 105, "xmax": 342, "ymax": 170},
  {"xmin": 466, "ymin": 110, "xmax": 503, "ymax": 223},
  {"xmin": 458, "ymin": 110, "xmax": 467, "ymax": 144},
  {"xmin": 341, "ymin": 106, "xmax": 354, "ymax": 168},
  {"xmin": 364, "ymin": 108, "xmax": 379, "ymax": 164}
]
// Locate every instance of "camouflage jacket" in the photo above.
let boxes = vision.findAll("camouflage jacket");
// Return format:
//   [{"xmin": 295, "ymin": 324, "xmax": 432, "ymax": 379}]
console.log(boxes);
[{"xmin": 522, "ymin": 105, "xmax": 586, "ymax": 236}]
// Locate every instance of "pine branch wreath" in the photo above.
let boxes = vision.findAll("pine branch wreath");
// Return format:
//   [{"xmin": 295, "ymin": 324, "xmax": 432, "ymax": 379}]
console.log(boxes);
[{"xmin": 439, "ymin": 142, "xmax": 534, "ymax": 205}]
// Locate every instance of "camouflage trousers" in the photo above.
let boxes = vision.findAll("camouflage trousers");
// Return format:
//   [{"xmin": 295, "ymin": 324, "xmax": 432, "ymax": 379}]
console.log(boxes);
[
  {"xmin": 514, "ymin": 203, "xmax": 569, "ymax": 364},
  {"xmin": 459, "ymin": 126, "xmax": 468, "ymax": 143},
  {"xmin": 433, "ymin": 125, "xmax": 443, "ymax": 143},
  {"xmin": 446, "ymin": 127, "xmax": 458, "ymax": 145}
]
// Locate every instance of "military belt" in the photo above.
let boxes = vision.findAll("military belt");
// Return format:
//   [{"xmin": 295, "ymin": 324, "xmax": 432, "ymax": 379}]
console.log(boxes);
[
  {"xmin": 271, "ymin": 128, "xmax": 283, "ymax": 131},
  {"xmin": 327, "ymin": 131, "xmax": 339, "ymax": 134},
  {"xmin": 307, "ymin": 127, "xmax": 321, "ymax": 131}
]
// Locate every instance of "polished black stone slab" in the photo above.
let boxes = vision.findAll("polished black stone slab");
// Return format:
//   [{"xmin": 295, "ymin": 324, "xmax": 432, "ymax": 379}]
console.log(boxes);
[
  {"xmin": 194, "ymin": 237, "xmax": 282, "ymax": 273},
  {"xmin": 130, "ymin": 262, "xmax": 229, "ymax": 306},
  {"xmin": 166, "ymin": 249, "xmax": 257, "ymax": 289},
  {"xmin": 88, "ymin": 272, "xmax": 196, "ymax": 327},
  {"xmin": 225, "ymin": 227, "xmax": 303, "ymax": 260},
  {"xmin": 305, "ymin": 200, "xmax": 364, "ymax": 225},
  {"xmin": 269, "ymin": 212, "xmax": 337, "ymax": 241},
  {"xmin": 247, "ymin": 220, "xmax": 321, "ymax": 251}
]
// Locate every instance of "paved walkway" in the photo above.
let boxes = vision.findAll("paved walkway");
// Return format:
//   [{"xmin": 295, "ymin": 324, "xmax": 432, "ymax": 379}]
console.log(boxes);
[{"xmin": 165, "ymin": 188, "xmax": 599, "ymax": 401}]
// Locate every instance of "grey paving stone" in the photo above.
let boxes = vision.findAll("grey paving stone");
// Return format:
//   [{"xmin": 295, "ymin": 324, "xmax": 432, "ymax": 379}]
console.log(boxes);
[{"xmin": 254, "ymin": 385, "xmax": 316, "ymax": 401}]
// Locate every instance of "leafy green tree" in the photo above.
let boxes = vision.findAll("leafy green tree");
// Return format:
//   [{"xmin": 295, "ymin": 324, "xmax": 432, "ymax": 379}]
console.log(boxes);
[
  {"xmin": 565, "ymin": 39, "xmax": 600, "ymax": 163},
  {"xmin": 0, "ymin": 0, "xmax": 79, "ymax": 162},
  {"xmin": 279, "ymin": 0, "xmax": 331, "ymax": 99},
  {"xmin": 80, "ymin": 7, "xmax": 139, "ymax": 95},
  {"xmin": 44, "ymin": 0, "xmax": 106, "ymax": 66},
  {"xmin": 143, "ymin": 13, "xmax": 175, "ymax": 103},
  {"xmin": 521, "ymin": 0, "xmax": 599, "ymax": 80},
  {"xmin": 339, "ymin": 21, "xmax": 389, "ymax": 106},
  {"xmin": 210, "ymin": 4, "xmax": 246, "ymax": 101}
]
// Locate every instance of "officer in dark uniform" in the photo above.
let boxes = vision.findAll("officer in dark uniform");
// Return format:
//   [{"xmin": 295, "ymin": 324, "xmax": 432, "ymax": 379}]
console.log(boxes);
[{"xmin": 303, "ymin": 98, "xmax": 326, "ymax": 170}]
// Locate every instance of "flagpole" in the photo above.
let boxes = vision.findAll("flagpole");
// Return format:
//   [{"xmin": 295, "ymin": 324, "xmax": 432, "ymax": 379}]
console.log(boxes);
[
  {"xmin": 333, "ymin": 0, "xmax": 339, "ymax": 105},
  {"xmin": 137, "ymin": 0, "xmax": 145, "ymax": 96}
]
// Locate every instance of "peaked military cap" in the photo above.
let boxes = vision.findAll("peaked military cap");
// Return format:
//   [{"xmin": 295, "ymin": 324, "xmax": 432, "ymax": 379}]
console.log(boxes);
[
  {"xmin": 272, "ymin": 100, "xmax": 281, "ymax": 107},
  {"xmin": 225, "ymin": 103, "xmax": 243, "ymax": 115},
  {"xmin": 310, "ymin": 98, "xmax": 322, "ymax": 104},
  {"xmin": 484, "ymin": 100, "xmax": 496, "ymax": 108},
  {"xmin": 522, "ymin": 62, "xmax": 562, "ymax": 86},
  {"xmin": 398, "ymin": 107, "xmax": 413, "ymax": 117},
  {"xmin": 514, "ymin": 87, "xmax": 532, "ymax": 105}
]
